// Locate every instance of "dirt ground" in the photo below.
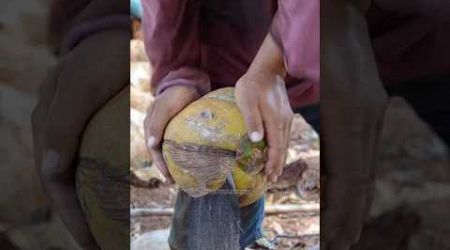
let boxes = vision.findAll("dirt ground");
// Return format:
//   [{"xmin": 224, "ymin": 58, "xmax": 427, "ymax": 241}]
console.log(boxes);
[{"xmin": 130, "ymin": 186, "xmax": 320, "ymax": 250}]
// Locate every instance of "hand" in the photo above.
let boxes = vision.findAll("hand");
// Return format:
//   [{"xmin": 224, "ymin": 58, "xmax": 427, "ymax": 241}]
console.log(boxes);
[
  {"xmin": 321, "ymin": 2, "xmax": 388, "ymax": 249},
  {"xmin": 144, "ymin": 85, "xmax": 200, "ymax": 183},
  {"xmin": 235, "ymin": 71, "xmax": 294, "ymax": 183},
  {"xmin": 32, "ymin": 29, "xmax": 129, "ymax": 249}
]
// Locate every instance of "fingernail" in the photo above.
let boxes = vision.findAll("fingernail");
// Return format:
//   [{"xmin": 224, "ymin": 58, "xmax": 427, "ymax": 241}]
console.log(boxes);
[
  {"xmin": 147, "ymin": 136, "xmax": 156, "ymax": 148},
  {"xmin": 42, "ymin": 149, "xmax": 60, "ymax": 171},
  {"xmin": 249, "ymin": 132, "xmax": 263, "ymax": 142},
  {"xmin": 272, "ymin": 176, "xmax": 278, "ymax": 183}
]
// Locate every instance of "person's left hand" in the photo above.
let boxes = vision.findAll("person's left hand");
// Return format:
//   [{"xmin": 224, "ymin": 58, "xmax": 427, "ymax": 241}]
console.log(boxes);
[{"xmin": 235, "ymin": 71, "xmax": 294, "ymax": 183}]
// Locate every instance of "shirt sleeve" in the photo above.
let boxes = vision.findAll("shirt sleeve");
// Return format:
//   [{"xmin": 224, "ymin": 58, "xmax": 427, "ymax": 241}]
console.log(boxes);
[
  {"xmin": 141, "ymin": 0, "xmax": 211, "ymax": 96},
  {"xmin": 270, "ymin": 0, "xmax": 320, "ymax": 105}
]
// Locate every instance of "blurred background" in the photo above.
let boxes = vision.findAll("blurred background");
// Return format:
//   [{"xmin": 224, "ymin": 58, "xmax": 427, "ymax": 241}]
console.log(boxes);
[
  {"xmin": 1, "ymin": 1, "xmax": 449, "ymax": 249},
  {"xmin": 1, "ymin": 0, "xmax": 82, "ymax": 249}
]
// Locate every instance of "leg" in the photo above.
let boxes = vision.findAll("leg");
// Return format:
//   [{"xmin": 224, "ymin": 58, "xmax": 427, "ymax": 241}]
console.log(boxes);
[{"xmin": 239, "ymin": 196, "xmax": 266, "ymax": 249}]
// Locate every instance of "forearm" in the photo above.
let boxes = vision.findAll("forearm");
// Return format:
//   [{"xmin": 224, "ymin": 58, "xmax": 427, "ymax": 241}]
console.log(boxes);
[
  {"xmin": 322, "ymin": 1, "xmax": 388, "ymax": 247},
  {"xmin": 248, "ymin": 34, "xmax": 286, "ymax": 77},
  {"xmin": 323, "ymin": 0, "xmax": 388, "ymax": 200}
]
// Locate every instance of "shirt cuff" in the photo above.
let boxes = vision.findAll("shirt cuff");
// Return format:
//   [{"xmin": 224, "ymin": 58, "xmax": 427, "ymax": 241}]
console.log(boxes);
[
  {"xmin": 60, "ymin": 15, "xmax": 131, "ymax": 55},
  {"xmin": 155, "ymin": 67, "xmax": 211, "ymax": 96}
]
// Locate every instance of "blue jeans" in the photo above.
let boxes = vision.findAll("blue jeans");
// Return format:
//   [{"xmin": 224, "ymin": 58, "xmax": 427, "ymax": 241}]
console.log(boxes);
[
  {"xmin": 239, "ymin": 196, "xmax": 266, "ymax": 248},
  {"xmin": 169, "ymin": 104, "xmax": 320, "ymax": 249}
]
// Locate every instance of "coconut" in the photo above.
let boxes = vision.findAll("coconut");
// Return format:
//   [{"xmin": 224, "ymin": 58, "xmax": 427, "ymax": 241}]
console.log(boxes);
[
  {"xmin": 76, "ymin": 86, "xmax": 130, "ymax": 250},
  {"xmin": 162, "ymin": 87, "xmax": 268, "ymax": 207}
]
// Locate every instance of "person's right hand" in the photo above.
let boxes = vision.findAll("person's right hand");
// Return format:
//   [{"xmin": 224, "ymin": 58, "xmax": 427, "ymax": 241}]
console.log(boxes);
[
  {"xmin": 144, "ymin": 86, "xmax": 200, "ymax": 183},
  {"xmin": 32, "ymin": 28, "xmax": 129, "ymax": 250},
  {"xmin": 322, "ymin": 2, "xmax": 388, "ymax": 250}
]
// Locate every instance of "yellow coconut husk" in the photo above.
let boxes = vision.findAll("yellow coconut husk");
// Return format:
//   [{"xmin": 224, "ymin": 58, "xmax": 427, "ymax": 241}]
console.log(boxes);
[
  {"xmin": 162, "ymin": 87, "xmax": 268, "ymax": 207},
  {"xmin": 76, "ymin": 86, "xmax": 129, "ymax": 250}
]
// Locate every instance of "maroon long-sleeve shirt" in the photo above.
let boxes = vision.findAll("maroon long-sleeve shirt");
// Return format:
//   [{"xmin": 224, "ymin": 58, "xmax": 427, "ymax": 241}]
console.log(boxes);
[
  {"xmin": 367, "ymin": 0, "xmax": 450, "ymax": 85},
  {"xmin": 142, "ymin": 0, "xmax": 319, "ymax": 108}
]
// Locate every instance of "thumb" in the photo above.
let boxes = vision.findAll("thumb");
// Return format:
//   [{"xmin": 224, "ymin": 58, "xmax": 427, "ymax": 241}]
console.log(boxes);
[
  {"xmin": 237, "ymin": 98, "xmax": 265, "ymax": 142},
  {"xmin": 146, "ymin": 101, "xmax": 175, "ymax": 148},
  {"xmin": 145, "ymin": 86, "xmax": 200, "ymax": 148}
]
